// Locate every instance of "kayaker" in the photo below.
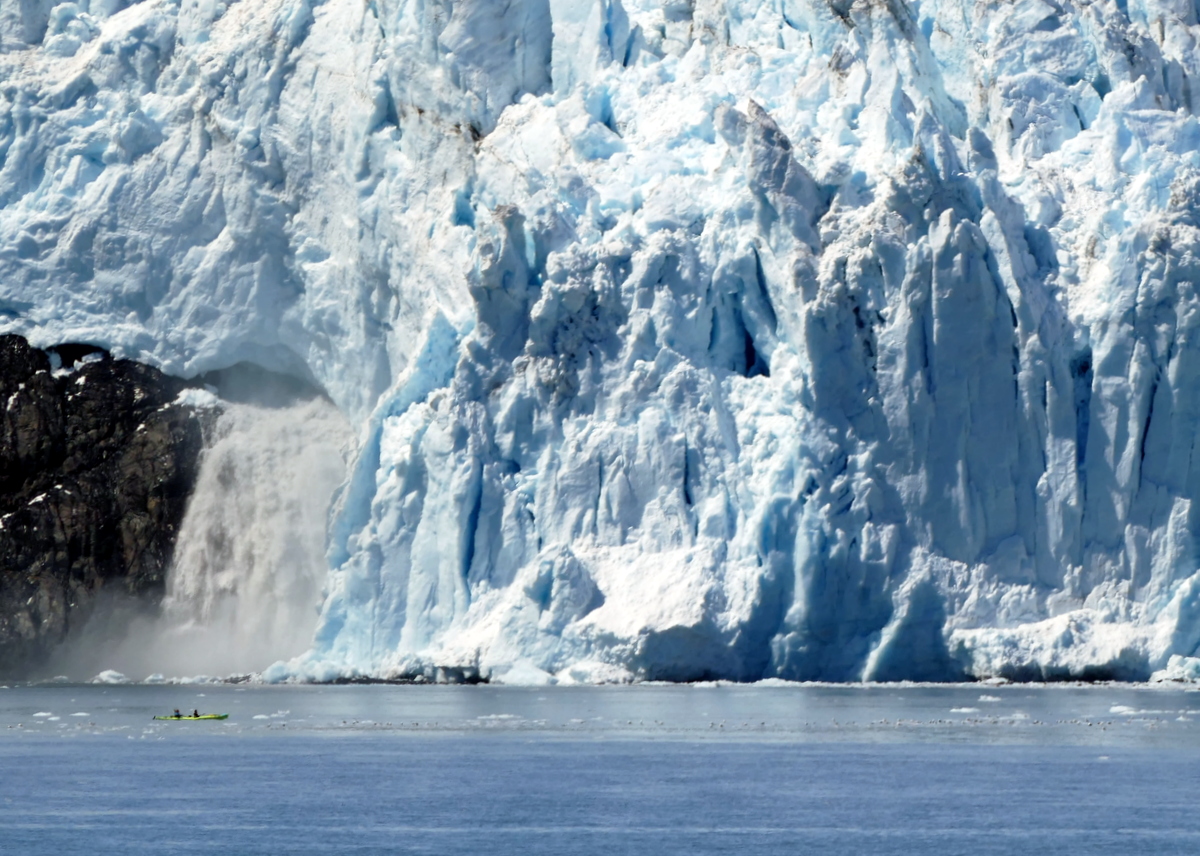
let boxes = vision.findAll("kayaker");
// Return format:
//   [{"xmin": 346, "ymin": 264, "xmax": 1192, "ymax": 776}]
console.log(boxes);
[
  {"xmin": 193, "ymin": 709, "xmax": 199, "ymax": 718},
  {"xmin": 173, "ymin": 709, "xmax": 181, "ymax": 718}
]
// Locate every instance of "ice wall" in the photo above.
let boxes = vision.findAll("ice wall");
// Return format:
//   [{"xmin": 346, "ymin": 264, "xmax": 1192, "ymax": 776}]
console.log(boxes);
[{"xmin": 5, "ymin": 0, "xmax": 1200, "ymax": 681}]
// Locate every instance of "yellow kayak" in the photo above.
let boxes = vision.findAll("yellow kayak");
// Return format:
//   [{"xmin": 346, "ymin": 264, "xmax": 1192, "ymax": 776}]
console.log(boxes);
[{"xmin": 153, "ymin": 714, "xmax": 229, "ymax": 721}]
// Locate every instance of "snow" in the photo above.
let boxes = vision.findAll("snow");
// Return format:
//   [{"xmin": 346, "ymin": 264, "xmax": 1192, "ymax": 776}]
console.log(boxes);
[{"xmin": 5, "ymin": 0, "xmax": 1200, "ymax": 682}]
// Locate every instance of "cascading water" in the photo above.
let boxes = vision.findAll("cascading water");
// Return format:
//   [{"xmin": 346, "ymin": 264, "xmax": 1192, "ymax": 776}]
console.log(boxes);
[
  {"xmin": 155, "ymin": 397, "xmax": 352, "ymax": 675},
  {"xmin": 56, "ymin": 393, "xmax": 352, "ymax": 680}
]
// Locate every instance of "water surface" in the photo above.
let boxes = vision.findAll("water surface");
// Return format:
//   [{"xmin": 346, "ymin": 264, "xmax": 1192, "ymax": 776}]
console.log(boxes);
[{"xmin": 2, "ymin": 683, "xmax": 1198, "ymax": 854}]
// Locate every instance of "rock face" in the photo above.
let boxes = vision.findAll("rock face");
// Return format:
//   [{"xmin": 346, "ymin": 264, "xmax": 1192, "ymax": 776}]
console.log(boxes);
[{"xmin": 0, "ymin": 335, "xmax": 204, "ymax": 677}]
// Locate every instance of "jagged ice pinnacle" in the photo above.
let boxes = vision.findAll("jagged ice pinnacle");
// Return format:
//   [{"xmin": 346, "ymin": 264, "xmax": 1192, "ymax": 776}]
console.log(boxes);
[{"xmin": 4, "ymin": 0, "xmax": 1200, "ymax": 682}]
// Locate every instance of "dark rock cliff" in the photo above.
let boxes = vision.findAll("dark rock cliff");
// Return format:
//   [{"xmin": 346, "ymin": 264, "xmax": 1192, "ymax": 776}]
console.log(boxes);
[{"xmin": 0, "ymin": 335, "xmax": 205, "ymax": 677}]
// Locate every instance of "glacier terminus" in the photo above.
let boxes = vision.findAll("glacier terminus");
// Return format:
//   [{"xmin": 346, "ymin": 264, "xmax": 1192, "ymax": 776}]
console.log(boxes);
[{"xmin": 4, "ymin": 0, "xmax": 1200, "ymax": 683}]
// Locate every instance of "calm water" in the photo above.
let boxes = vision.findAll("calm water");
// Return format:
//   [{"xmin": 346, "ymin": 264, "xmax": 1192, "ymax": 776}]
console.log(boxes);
[{"xmin": 2, "ymin": 682, "xmax": 1200, "ymax": 854}]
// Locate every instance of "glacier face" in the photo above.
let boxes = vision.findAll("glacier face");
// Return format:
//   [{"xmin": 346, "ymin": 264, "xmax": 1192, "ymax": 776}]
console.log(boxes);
[{"xmin": 5, "ymin": 0, "xmax": 1200, "ymax": 682}]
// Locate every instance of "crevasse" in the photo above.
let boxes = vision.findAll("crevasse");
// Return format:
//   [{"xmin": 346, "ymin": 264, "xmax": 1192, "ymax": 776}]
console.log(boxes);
[{"xmin": 4, "ymin": 0, "xmax": 1200, "ymax": 682}]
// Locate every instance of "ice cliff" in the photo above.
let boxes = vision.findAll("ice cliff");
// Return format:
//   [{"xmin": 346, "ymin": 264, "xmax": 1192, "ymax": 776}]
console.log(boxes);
[{"xmin": 4, "ymin": 0, "xmax": 1200, "ymax": 682}]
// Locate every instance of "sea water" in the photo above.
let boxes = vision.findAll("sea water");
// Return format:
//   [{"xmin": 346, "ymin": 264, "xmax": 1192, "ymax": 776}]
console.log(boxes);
[{"xmin": 2, "ymin": 683, "xmax": 1200, "ymax": 854}]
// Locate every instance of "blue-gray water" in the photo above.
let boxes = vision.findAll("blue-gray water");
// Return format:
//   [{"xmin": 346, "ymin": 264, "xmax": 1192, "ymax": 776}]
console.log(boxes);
[{"xmin": 3, "ymin": 683, "xmax": 1200, "ymax": 854}]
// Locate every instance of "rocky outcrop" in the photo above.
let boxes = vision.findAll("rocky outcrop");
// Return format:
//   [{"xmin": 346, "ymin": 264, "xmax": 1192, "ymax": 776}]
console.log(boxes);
[{"xmin": 0, "ymin": 335, "xmax": 205, "ymax": 677}]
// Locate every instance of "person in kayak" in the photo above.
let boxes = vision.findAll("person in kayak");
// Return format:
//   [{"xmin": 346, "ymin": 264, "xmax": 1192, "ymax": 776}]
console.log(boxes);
[
  {"xmin": 193, "ymin": 709, "xmax": 199, "ymax": 718},
  {"xmin": 174, "ymin": 709, "xmax": 181, "ymax": 718}
]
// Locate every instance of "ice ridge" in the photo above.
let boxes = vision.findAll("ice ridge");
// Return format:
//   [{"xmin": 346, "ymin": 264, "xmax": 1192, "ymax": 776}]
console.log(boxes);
[{"xmin": 4, "ymin": 0, "xmax": 1200, "ymax": 682}]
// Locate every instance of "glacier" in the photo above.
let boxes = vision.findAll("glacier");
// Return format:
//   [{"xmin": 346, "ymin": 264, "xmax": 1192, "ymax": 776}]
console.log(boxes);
[{"xmin": 4, "ymin": 0, "xmax": 1200, "ymax": 682}]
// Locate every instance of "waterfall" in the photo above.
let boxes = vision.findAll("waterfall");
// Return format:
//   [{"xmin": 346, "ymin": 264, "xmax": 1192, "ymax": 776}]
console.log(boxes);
[
  {"xmin": 56, "ymin": 393, "xmax": 352, "ymax": 680},
  {"xmin": 156, "ymin": 397, "xmax": 351, "ymax": 675}
]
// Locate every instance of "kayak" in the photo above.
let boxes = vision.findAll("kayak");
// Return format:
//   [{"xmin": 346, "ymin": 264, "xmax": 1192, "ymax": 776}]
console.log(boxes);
[{"xmin": 153, "ymin": 714, "xmax": 229, "ymax": 721}]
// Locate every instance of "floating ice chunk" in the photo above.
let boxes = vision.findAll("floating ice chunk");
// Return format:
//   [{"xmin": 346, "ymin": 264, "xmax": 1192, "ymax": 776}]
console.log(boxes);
[
  {"xmin": 90, "ymin": 670, "xmax": 129, "ymax": 684},
  {"xmin": 1110, "ymin": 706, "xmax": 1167, "ymax": 716}
]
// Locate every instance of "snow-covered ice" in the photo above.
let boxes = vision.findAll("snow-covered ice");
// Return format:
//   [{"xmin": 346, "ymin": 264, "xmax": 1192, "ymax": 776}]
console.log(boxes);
[{"xmin": 5, "ymin": 0, "xmax": 1200, "ymax": 681}]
